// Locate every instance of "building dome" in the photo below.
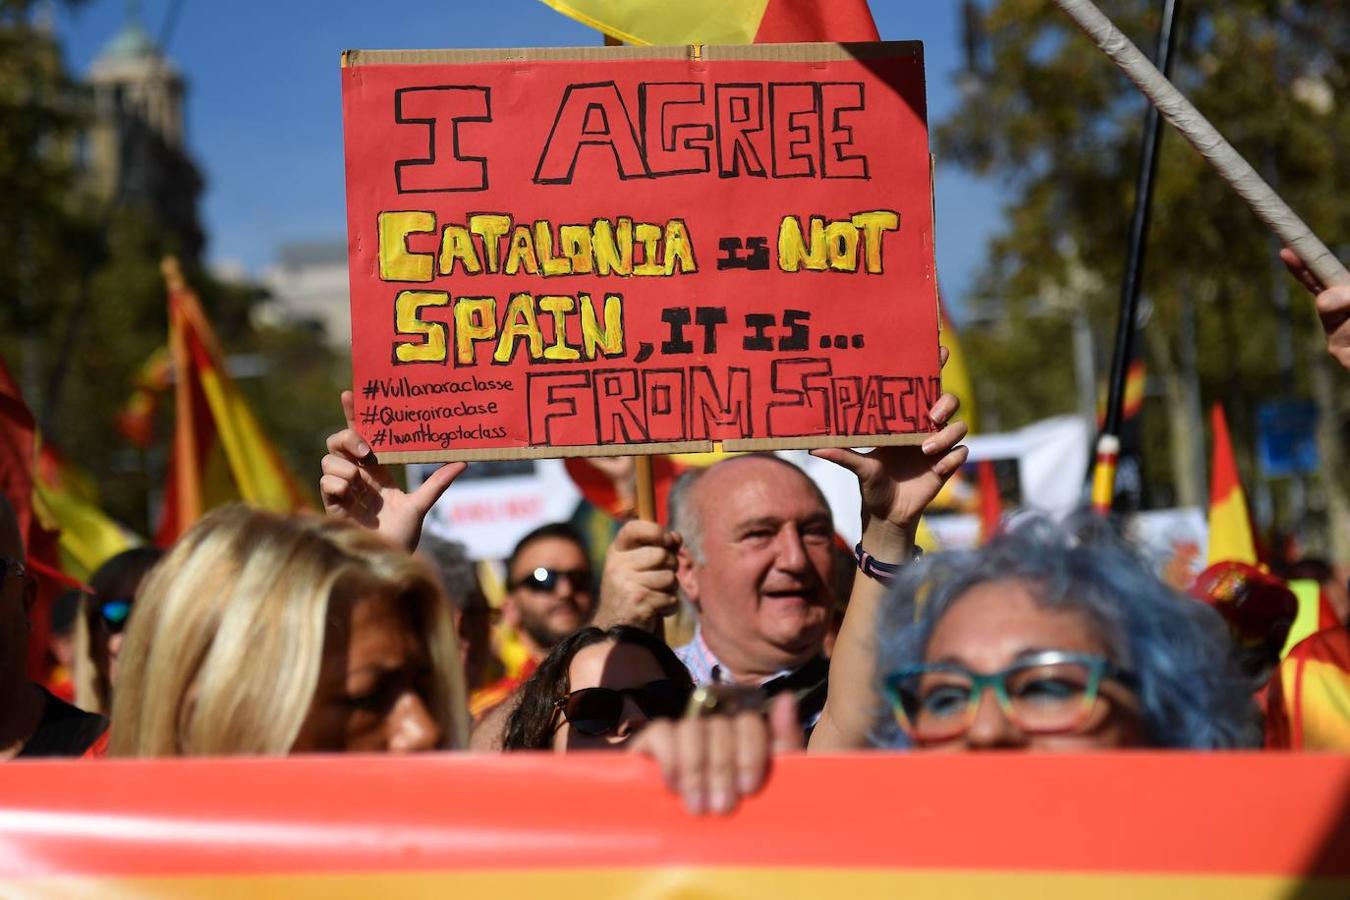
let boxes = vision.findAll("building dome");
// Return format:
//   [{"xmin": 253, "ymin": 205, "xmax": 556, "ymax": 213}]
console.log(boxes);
[{"xmin": 99, "ymin": 19, "xmax": 157, "ymax": 62}]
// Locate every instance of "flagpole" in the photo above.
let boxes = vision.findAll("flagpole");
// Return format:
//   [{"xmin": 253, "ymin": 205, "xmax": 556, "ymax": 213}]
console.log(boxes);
[{"xmin": 1091, "ymin": 0, "xmax": 1180, "ymax": 514}]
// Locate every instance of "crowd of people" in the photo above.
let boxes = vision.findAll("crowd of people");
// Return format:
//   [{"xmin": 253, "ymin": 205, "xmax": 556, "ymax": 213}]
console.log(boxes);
[{"xmin": 1, "ymin": 252, "xmax": 1347, "ymax": 814}]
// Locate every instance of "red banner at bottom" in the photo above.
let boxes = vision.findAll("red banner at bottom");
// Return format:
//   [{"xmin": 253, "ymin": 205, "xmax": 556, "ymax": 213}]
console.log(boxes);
[{"xmin": 2, "ymin": 753, "xmax": 1348, "ymax": 897}]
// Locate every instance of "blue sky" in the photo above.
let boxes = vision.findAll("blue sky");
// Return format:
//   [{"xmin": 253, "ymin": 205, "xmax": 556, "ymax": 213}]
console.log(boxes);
[{"xmin": 57, "ymin": 0, "xmax": 1004, "ymax": 315}]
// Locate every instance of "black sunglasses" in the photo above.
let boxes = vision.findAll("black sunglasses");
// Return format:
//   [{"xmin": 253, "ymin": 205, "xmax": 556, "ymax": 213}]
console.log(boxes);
[
  {"xmin": 97, "ymin": 598, "xmax": 134, "ymax": 633},
  {"xmin": 554, "ymin": 680, "xmax": 692, "ymax": 736},
  {"xmin": 512, "ymin": 566, "xmax": 592, "ymax": 593}
]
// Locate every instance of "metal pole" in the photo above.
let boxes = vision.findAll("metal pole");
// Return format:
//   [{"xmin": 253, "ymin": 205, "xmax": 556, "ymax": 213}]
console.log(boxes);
[
  {"xmin": 1103, "ymin": 0, "xmax": 1180, "ymax": 438},
  {"xmin": 1091, "ymin": 0, "xmax": 1181, "ymax": 512}
]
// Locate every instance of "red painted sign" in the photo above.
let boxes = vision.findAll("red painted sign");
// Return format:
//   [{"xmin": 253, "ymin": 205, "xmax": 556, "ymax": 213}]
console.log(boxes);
[{"xmin": 340, "ymin": 44, "xmax": 939, "ymax": 461}]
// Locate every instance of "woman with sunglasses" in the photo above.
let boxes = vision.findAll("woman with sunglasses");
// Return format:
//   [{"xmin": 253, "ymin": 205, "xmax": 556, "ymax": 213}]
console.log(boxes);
[
  {"xmin": 74, "ymin": 547, "xmax": 164, "ymax": 715},
  {"xmin": 873, "ymin": 519, "xmax": 1261, "ymax": 751},
  {"xmin": 504, "ymin": 626, "xmax": 800, "ymax": 814},
  {"xmin": 109, "ymin": 505, "xmax": 468, "ymax": 756}
]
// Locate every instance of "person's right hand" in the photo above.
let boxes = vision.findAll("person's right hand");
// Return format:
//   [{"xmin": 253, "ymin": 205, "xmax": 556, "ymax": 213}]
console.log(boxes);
[
  {"xmin": 592, "ymin": 519, "xmax": 681, "ymax": 630},
  {"xmin": 631, "ymin": 692, "xmax": 802, "ymax": 816},
  {"xmin": 811, "ymin": 347, "xmax": 969, "ymax": 542},
  {"xmin": 1281, "ymin": 247, "xmax": 1350, "ymax": 370},
  {"xmin": 319, "ymin": 391, "xmax": 466, "ymax": 551}
]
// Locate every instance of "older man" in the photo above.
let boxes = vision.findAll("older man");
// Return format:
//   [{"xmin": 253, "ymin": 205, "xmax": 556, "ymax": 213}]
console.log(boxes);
[
  {"xmin": 669, "ymin": 456, "xmax": 835, "ymax": 682},
  {"xmin": 0, "ymin": 496, "xmax": 106, "ymax": 759}
]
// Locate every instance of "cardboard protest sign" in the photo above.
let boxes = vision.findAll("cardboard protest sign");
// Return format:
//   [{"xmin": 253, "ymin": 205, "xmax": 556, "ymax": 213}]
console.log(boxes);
[{"xmin": 341, "ymin": 43, "xmax": 939, "ymax": 462}]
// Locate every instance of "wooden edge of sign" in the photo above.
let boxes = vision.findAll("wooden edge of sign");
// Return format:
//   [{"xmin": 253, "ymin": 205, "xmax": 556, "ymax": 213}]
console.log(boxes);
[
  {"xmin": 699, "ymin": 41, "xmax": 923, "ymax": 63},
  {"xmin": 341, "ymin": 41, "xmax": 923, "ymax": 68},
  {"xmin": 721, "ymin": 433, "xmax": 930, "ymax": 452},
  {"xmin": 377, "ymin": 432, "xmax": 931, "ymax": 464}
]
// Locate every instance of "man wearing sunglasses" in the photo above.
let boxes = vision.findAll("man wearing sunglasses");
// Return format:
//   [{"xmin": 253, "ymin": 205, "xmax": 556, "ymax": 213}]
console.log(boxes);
[
  {"xmin": 502, "ymin": 522, "xmax": 596, "ymax": 662},
  {"xmin": 0, "ymin": 496, "xmax": 107, "ymax": 759},
  {"xmin": 466, "ymin": 523, "xmax": 597, "ymax": 738}
]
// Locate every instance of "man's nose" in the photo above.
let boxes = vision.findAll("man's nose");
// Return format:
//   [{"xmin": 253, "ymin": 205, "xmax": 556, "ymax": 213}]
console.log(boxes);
[
  {"xmin": 773, "ymin": 525, "xmax": 811, "ymax": 572},
  {"xmin": 963, "ymin": 686, "xmax": 1026, "ymax": 750},
  {"xmin": 387, "ymin": 691, "xmax": 442, "ymax": 752}
]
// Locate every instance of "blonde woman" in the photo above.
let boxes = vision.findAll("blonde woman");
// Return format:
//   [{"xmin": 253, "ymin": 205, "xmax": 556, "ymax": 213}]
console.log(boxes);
[{"xmin": 109, "ymin": 505, "xmax": 468, "ymax": 756}]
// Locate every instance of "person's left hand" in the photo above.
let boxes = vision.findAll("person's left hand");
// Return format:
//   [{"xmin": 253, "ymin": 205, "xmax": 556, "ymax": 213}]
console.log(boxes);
[
  {"xmin": 1281, "ymin": 247, "xmax": 1350, "ymax": 370},
  {"xmin": 810, "ymin": 348, "xmax": 969, "ymax": 540},
  {"xmin": 631, "ymin": 693, "xmax": 802, "ymax": 816}
]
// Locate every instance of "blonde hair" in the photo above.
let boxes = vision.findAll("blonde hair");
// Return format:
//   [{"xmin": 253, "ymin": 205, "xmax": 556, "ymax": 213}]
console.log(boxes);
[{"xmin": 109, "ymin": 506, "xmax": 468, "ymax": 756}]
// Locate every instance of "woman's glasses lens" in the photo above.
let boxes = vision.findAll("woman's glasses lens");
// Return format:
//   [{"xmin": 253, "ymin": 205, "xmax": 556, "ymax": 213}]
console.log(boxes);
[
  {"xmin": 1006, "ymin": 662, "xmax": 1096, "ymax": 731},
  {"xmin": 562, "ymin": 680, "xmax": 691, "ymax": 736},
  {"xmin": 890, "ymin": 659, "xmax": 1105, "ymax": 741},
  {"xmin": 565, "ymin": 688, "xmax": 625, "ymax": 736},
  {"xmin": 637, "ymin": 680, "xmax": 692, "ymax": 719},
  {"xmin": 99, "ymin": 599, "xmax": 133, "ymax": 633}
]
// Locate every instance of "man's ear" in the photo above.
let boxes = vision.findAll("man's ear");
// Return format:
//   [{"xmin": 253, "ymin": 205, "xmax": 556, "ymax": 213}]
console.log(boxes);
[{"xmin": 675, "ymin": 546, "xmax": 699, "ymax": 608}]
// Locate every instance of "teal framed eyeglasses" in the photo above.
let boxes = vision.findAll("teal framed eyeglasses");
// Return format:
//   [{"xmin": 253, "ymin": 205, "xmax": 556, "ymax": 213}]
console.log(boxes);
[{"xmin": 883, "ymin": 651, "xmax": 1139, "ymax": 744}]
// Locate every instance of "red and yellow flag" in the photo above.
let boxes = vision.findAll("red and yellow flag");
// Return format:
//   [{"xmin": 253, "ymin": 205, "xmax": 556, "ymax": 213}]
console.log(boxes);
[
  {"xmin": 155, "ymin": 259, "xmax": 308, "ymax": 545},
  {"xmin": 1266, "ymin": 625, "xmax": 1350, "ymax": 751},
  {"xmin": 32, "ymin": 444, "xmax": 137, "ymax": 582},
  {"xmin": 538, "ymin": 0, "xmax": 878, "ymax": 45},
  {"xmin": 116, "ymin": 346, "xmax": 172, "ymax": 448},
  {"xmin": 1, "ymin": 356, "xmax": 138, "ymax": 678},
  {"xmin": 1206, "ymin": 403, "xmax": 1258, "ymax": 566}
]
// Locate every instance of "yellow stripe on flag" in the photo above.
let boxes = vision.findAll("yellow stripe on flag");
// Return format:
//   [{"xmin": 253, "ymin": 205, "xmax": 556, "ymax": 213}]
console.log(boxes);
[
  {"xmin": 537, "ymin": 0, "xmax": 770, "ymax": 45},
  {"xmin": 1207, "ymin": 490, "xmax": 1257, "ymax": 565},
  {"xmin": 196, "ymin": 367, "xmax": 302, "ymax": 511},
  {"xmin": 1282, "ymin": 580, "xmax": 1324, "ymax": 657},
  {"xmin": 31, "ymin": 478, "xmax": 137, "ymax": 581},
  {"xmin": 1290, "ymin": 657, "xmax": 1350, "ymax": 751}
]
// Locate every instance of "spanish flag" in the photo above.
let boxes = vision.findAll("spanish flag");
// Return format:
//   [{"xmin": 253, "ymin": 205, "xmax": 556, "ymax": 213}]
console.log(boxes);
[
  {"xmin": 1, "ymin": 355, "xmax": 136, "ymax": 679},
  {"xmin": 538, "ymin": 0, "xmax": 878, "ymax": 45},
  {"xmin": 1265, "ymin": 625, "xmax": 1350, "ymax": 751},
  {"xmin": 32, "ymin": 444, "xmax": 138, "ymax": 581},
  {"xmin": 0, "ymin": 355, "xmax": 62, "ymax": 678},
  {"xmin": 1206, "ymin": 404, "xmax": 1258, "ymax": 566},
  {"xmin": 116, "ymin": 346, "xmax": 172, "ymax": 448},
  {"xmin": 155, "ymin": 258, "xmax": 308, "ymax": 545}
]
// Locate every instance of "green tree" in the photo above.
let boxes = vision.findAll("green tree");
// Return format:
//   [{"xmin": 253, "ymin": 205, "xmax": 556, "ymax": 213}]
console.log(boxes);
[
  {"xmin": 943, "ymin": 0, "xmax": 1349, "ymax": 555},
  {"xmin": 2, "ymin": 3, "xmax": 337, "ymax": 536}
]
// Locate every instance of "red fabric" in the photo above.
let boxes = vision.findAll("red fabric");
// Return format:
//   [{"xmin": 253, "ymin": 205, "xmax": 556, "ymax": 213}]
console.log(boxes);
[
  {"xmin": 754, "ymin": 0, "xmax": 880, "ymax": 43},
  {"xmin": 468, "ymin": 658, "xmax": 540, "ymax": 721},
  {"xmin": 1188, "ymin": 561, "xmax": 1296, "ymax": 651},
  {"xmin": 977, "ymin": 460, "xmax": 1001, "ymax": 544},
  {"xmin": 1208, "ymin": 404, "xmax": 1242, "ymax": 507},
  {"xmin": 81, "ymin": 729, "xmax": 109, "ymax": 759},
  {"xmin": 0, "ymin": 355, "xmax": 66, "ymax": 680},
  {"xmin": 564, "ymin": 456, "xmax": 686, "ymax": 524},
  {"xmin": 1265, "ymin": 626, "xmax": 1350, "ymax": 749},
  {"xmin": 0, "ymin": 355, "xmax": 36, "ymax": 540}
]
